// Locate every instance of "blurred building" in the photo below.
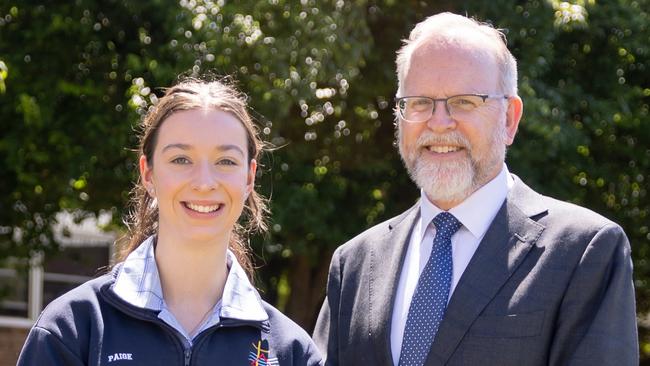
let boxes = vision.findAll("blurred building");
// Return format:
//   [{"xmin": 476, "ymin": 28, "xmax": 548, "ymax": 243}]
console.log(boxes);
[{"xmin": 0, "ymin": 212, "xmax": 116, "ymax": 364}]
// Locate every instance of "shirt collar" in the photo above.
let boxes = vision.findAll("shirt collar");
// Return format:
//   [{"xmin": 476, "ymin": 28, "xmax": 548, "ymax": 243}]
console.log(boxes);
[
  {"xmin": 220, "ymin": 247, "xmax": 268, "ymax": 322},
  {"xmin": 112, "ymin": 236, "xmax": 164, "ymax": 310},
  {"xmin": 419, "ymin": 164, "xmax": 512, "ymax": 239},
  {"xmin": 112, "ymin": 236, "xmax": 268, "ymax": 323}
]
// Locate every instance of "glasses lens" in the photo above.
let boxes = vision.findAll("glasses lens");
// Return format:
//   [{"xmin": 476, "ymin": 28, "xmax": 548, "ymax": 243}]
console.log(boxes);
[
  {"xmin": 400, "ymin": 97, "xmax": 433, "ymax": 122},
  {"xmin": 447, "ymin": 95, "xmax": 484, "ymax": 116}
]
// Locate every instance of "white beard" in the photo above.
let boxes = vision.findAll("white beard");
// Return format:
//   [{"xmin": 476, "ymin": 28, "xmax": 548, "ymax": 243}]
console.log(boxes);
[{"xmin": 399, "ymin": 121, "xmax": 507, "ymax": 205}]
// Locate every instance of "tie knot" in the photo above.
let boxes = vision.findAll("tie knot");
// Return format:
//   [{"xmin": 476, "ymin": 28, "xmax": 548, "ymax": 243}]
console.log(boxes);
[{"xmin": 432, "ymin": 212, "xmax": 462, "ymax": 239}]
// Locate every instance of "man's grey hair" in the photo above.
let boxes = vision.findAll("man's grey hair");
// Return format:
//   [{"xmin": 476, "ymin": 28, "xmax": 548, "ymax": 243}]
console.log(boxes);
[{"xmin": 395, "ymin": 12, "xmax": 518, "ymax": 97}]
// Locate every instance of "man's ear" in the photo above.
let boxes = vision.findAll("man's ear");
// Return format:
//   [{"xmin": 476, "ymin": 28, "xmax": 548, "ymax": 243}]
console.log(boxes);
[
  {"xmin": 504, "ymin": 95, "xmax": 523, "ymax": 145},
  {"xmin": 139, "ymin": 155, "xmax": 154, "ymax": 196}
]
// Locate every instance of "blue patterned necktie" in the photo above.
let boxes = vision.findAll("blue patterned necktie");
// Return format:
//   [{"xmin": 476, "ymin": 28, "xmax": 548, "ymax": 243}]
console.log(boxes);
[{"xmin": 399, "ymin": 212, "xmax": 462, "ymax": 366}]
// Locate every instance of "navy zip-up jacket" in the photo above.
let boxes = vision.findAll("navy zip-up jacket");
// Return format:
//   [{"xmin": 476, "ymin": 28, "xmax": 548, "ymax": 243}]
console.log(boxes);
[{"xmin": 17, "ymin": 269, "xmax": 322, "ymax": 365}]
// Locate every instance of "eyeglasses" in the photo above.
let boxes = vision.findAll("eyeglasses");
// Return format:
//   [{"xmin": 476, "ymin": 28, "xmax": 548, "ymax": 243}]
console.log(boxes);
[{"xmin": 395, "ymin": 94, "xmax": 509, "ymax": 123}]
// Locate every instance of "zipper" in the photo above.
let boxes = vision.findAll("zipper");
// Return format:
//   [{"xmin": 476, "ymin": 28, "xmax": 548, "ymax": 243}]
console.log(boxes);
[
  {"xmin": 186, "ymin": 320, "xmax": 268, "ymax": 365},
  {"xmin": 146, "ymin": 319, "xmax": 195, "ymax": 366},
  {"xmin": 184, "ymin": 347, "xmax": 192, "ymax": 366}
]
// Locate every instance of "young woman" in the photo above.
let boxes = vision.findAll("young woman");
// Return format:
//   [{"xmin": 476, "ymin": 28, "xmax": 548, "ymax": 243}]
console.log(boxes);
[{"xmin": 18, "ymin": 78, "xmax": 322, "ymax": 365}]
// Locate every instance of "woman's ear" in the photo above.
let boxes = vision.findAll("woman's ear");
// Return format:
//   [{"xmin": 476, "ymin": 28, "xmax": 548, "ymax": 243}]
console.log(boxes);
[
  {"xmin": 246, "ymin": 159, "xmax": 258, "ymax": 199},
  {"xmin": 139, "ymin": 155, "xmax": 155, "ymax": 196}
]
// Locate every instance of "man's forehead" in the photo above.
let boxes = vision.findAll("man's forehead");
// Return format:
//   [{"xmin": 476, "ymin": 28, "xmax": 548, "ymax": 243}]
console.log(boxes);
[
  {"xmin": 413, "ymin": 28, "xmax": 500, "ymax": 59},
  {"xmin": 401, "ymin": 36, "xmax": 501, "ymax": 95},
  {"xmin": 408, "ymin": 37, "xmax": 500, "ymax": 74}
]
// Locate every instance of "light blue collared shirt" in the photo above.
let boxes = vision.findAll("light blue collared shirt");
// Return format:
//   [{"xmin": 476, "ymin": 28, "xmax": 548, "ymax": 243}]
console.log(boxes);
[{"xmin": 112, "ymin": 236, "xmax": 268, "ymax": 346}]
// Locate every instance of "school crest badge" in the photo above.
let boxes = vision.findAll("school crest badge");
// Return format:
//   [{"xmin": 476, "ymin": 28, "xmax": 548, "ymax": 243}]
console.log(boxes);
[{"xmin": 248, "ymin": 339, "xmax": 279, "ymax": 366}]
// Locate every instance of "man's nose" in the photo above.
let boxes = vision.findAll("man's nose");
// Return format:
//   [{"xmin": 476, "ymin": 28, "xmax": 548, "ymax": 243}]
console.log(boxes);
[{"xmin": 426, "ymin": 100, "xmax": 456, "ymax": 132}]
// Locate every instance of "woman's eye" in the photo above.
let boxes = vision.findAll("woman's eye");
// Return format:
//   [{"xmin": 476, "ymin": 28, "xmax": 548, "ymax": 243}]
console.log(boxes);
[
  {"xmin": 218, "ymin": 159, "xmax": 237, "ymax": 166},
  {"xmin": 171, "ymin": 157, "xmax": 190, "ymax": 164}
]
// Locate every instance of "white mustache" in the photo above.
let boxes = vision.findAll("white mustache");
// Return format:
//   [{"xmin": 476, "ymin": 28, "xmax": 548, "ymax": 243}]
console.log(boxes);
[{"xmin": 415, "ymin": 131, "xmax": 470, "ymax": 150}]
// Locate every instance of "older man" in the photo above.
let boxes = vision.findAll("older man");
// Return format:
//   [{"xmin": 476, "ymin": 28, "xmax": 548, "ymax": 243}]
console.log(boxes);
[{"xmin": 313, "ymin": 12, "xmax": 638, "ymax": 366}]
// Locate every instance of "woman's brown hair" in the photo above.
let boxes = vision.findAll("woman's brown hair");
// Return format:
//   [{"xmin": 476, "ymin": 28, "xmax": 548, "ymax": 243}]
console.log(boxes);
[{"xmin": 118, "ymin": 77, "xmax": 268, "ymax": 278}]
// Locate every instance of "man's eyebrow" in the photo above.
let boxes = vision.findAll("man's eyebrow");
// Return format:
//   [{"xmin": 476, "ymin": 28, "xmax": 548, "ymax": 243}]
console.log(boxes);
[{"xmin": 161, "ymin": 143, "xmax": 245, "ymax": 156}]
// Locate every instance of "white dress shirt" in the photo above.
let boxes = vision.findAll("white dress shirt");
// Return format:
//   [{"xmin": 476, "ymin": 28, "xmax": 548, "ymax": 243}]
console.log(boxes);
[{"xmin": 390, "ymin": 165, "xmax": 514, "ymax": 365}]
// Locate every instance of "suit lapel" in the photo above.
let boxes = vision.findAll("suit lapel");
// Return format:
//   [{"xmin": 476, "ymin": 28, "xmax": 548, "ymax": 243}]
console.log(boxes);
[
  {"xmin": 369, "ymin": 203, "xmax": 420, "ymax": 366},
  {"xmin": 426, "ymin": 177, "xmax": 547, "ymax": 365}
]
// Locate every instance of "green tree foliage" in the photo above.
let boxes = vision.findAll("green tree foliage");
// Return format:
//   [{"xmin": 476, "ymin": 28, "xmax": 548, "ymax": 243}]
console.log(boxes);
[
  {"xmin": 0, "ymin": 1, "xmax": 169, "ymax": 260},
  {"xmin": 1, "ymin": 0, "xmax": 648, "ymax": 356}
]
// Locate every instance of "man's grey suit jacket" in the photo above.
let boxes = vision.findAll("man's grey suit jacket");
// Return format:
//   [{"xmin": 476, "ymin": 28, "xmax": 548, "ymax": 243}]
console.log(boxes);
[{"xmin": 313, "ymin": 176, "xmax": 638, "ymax": 365}]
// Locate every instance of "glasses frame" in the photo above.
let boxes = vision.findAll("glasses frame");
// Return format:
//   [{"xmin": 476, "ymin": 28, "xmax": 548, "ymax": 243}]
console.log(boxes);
[{"xmin": 395, "ymin": 94, "xmax": 510, "ymax": 123}]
